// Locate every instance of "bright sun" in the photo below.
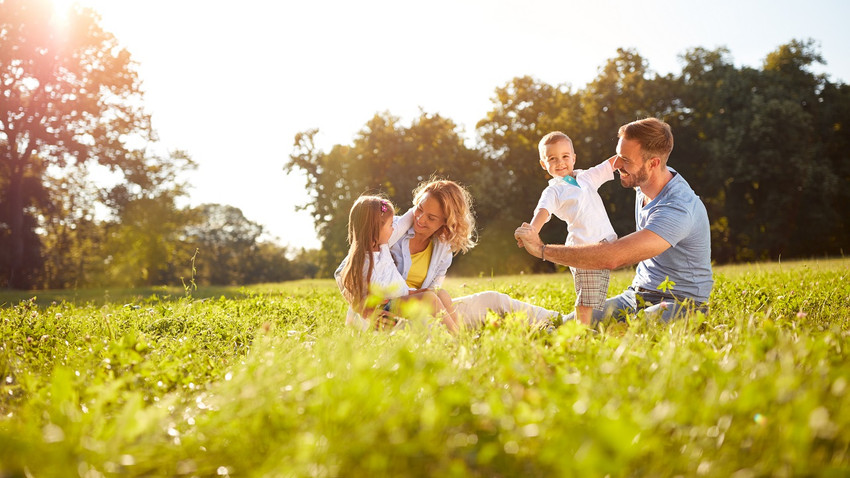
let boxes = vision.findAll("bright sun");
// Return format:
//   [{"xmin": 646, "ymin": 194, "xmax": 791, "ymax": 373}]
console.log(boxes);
[
  {"xmin": 51, "ymin": 0, "xmax": 75, "ymax": 23},
  {"xmin": 48, "ymin": 0, "xmax": 81, "ymax": 23}
]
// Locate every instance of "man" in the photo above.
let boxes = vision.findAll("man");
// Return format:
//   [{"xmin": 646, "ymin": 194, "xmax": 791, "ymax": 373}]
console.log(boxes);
[{"xmin": 514, "ymin": 117, "xmax": 713, "ymax": 322}]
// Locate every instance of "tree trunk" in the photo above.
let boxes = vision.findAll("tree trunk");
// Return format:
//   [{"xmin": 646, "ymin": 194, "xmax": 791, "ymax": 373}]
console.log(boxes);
[{"xmin": 7, "ymin": 165, "xmax": 25, "ymax": 289}]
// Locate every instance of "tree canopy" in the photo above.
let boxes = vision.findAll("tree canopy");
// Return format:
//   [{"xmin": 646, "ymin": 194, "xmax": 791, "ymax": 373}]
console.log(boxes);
[
  {"xmin": 289, "ymin": 40, "xmax": 850, "ymax": 276},
  {"xmin": 2, "ymin": 0, "xmax": 846, "ymax": 289},
  {"xmin": 1, "ymin": 0, "xmax": 156, "ymax": 287},
  {"xmin": 1, "ymin": 0, "xmax": 313, "ymax": 290}
]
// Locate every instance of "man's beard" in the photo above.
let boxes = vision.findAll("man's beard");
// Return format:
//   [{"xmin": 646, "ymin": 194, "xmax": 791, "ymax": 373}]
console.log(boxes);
[{"xmin": 619, "ymin": 164, "xmax": 649, "ymax": 189}]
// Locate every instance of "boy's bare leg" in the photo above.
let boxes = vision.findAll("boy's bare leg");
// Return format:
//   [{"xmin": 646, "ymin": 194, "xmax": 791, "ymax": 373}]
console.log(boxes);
[{"xmin": 575, "ymin": 305, "xmax": 592, "ymax": 325}]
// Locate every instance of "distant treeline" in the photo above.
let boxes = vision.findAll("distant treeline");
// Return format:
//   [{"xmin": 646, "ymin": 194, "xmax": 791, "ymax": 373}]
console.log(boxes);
[
  {"xmin": 288, "ymin": 40, "xmax": 850, "ymax": 277},
  {"xmin": 2, "ymin": 0, "xmax": 848, "ymax": 289}
]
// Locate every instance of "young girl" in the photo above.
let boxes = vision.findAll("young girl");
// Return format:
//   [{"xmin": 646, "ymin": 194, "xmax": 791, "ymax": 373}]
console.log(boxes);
[{"xmin": 338, "ymin": 195, "xmax": 460, "ymax": 333}]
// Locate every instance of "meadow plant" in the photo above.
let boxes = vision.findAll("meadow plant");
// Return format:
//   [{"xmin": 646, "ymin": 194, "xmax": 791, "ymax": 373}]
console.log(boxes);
[{"xmin": 1, "ymin": 259, "xmax": 848, "ymax": 476}]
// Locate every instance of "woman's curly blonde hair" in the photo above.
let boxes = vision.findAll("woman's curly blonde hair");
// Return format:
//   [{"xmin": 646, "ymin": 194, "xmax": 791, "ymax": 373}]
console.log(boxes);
[{"xmin": 412, "ymin": 179, "xmax": 477, "ymax": 255}]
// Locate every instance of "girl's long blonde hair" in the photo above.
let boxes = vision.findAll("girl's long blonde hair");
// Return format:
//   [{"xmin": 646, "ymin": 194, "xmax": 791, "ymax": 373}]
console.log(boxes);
[
  {"xmin": 341, "ymin": 195, "xmax": 394, "ymax": 310},
  {"xmin": 412, "ymin": 179, "xmax": 477, "ymax": 254}
]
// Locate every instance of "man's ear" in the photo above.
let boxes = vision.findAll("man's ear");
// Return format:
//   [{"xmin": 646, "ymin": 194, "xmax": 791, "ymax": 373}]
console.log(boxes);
[
  {"xmin": 650, "ymin": 156, "xmax": 662, "ymax": 168},
  {"xmin": 539, "ymin": 160, "xmax": 547, "ymax": 170}
]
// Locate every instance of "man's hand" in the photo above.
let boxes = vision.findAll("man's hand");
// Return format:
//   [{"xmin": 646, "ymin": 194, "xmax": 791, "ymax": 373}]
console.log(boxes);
[{"xmin": 514, "ymin": 222, "xmax": 544, "ymax": 259}]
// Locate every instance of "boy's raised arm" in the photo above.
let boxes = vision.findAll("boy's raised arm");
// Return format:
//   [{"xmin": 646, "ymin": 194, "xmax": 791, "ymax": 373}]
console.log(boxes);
[
  {"xmin": 518, "ymin": 208, "xmax": 551, "ymax": 249},
  {"xmin": 530, "ymin": 209, "xmax": 551, "ymax": 234}
]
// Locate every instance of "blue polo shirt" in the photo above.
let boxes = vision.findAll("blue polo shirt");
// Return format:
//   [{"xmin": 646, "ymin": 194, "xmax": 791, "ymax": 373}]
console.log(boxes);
[{"xmin": 632, "ymin": 168, "xmax": 713, "ymax": 303}]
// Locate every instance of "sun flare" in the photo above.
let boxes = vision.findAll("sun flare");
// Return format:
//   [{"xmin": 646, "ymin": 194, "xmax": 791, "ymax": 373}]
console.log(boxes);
[{"xmin": 48, "ymin": 0, "xmax": 80, "ymax": 24}]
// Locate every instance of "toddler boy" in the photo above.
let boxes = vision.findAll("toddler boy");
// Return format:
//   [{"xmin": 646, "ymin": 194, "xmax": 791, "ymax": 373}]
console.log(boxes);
[{"xmin": 530, "ymin": 132, "xmax": 617, "ymax": 325}]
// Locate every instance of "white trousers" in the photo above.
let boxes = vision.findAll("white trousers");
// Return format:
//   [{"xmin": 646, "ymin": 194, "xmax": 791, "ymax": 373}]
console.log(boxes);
[{"xmin": 452, "ymin": 291, "xmax": 560, "ymax": 328}]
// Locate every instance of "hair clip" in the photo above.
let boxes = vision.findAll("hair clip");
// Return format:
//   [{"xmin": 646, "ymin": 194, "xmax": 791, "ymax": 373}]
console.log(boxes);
[{"xmin": 380, "ymin": 201, "xmax": 388, "ymax": 213}]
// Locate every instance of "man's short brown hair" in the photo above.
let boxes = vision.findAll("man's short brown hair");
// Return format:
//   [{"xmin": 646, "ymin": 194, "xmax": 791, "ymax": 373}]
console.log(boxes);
[{"xmin": 618, "ymin": 118, "xmax": 674, "ymax": 162}]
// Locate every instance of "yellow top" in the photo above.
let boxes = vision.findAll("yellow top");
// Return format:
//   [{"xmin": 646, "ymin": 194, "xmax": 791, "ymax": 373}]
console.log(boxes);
[{"xmin": 405, "ymin": 240, "xmax": 433, "ymax": 289}]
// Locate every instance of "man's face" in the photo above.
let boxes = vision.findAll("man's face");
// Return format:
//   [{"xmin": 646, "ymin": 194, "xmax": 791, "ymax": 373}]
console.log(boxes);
[
  {"xmin": 614, "ymin": 137, "xmax": 650, "ymax": 189},
  {"xmin": 539, "ymin": 140, "xmax": 576, "ymax": 179}
]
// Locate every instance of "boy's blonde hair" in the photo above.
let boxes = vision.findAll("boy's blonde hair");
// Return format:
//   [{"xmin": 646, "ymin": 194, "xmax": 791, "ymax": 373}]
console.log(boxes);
[
  {"xmin": 538, "ymin": 131, "xmax": 574, "ymax": 160},
  {"xmin": 341, "ymin": 195, "xmax": 394, "ymax": 309},
  {"xmin": 412, "ymin": 179, "xmax": 477, "ymax": 255}
]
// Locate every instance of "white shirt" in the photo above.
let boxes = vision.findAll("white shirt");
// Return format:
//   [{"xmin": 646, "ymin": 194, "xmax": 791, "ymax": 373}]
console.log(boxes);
[
  {"xmin": 361, "ymin": 244, "xmax": 408, "ymax": 300},
  {"xmin": 535, "ymin": 159, "xmax": 617, "ymax": 245},
  {"xmin": 389, "ymin": 223, "xmax": 453, "ymax": 290},
  {"xmin": 334, "ymin": 208, "xmax": 415, "ymax": 330}
]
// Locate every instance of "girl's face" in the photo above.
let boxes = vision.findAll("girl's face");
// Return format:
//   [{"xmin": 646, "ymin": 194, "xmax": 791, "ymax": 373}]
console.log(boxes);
[
  {"xmin": 376, "ymin": 214, "xmax": 394, "ymax": 249},
  {"xmin": 413, "ymin": 193, "xmax": 446, "ymax": 239}
]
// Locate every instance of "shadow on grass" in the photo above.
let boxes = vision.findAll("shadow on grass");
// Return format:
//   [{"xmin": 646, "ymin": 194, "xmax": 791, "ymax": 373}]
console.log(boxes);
[
  {"xmin": 1, "ymin": 285, "xmax": 255, "ymax": 308},
  {"xmin": 0, "ymin": 278, "xmax": 341, "ymax": 308}
]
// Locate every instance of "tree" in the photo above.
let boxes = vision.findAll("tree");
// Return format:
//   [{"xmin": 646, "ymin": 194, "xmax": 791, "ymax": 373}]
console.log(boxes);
[
  {"xmin": 577, "ymin": 48, "xmax": 676, "ymax": 237},
  {"xmin": 673, "ymin": 40, "xmax": 847, "ymax": 262},
  {"xmin": 0, "ymin": 0, "xmax": 153, "ymax": 288},
  {"xmin": 38, "ymin": 162, "xmax": 104, "ymax": 288},
  {"xmin": 286, "ymin": 111, "xmax": 480, "ymax": 276},
  {"xmin": 757, "ymin": 39, "xmax": 844, "ymax": 258},
  {"xmin": 670, "ymin": 46, "xmax": 748, "ymax": 261},
  {"xmin": 471, "ymin": 76, "xmax": 582, "ymax": 273},
  {"xmin": 184, "ymin": 204, "xmax": 265, "ymax": 285},
  {"xmin": 96, "ymin": 148, "xmax": 196, "ymax": 287}
]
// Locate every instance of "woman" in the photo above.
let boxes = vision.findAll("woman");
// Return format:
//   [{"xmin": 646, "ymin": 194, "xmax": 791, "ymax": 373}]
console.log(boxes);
[
  {"xmin": 391, "ymin": 179, "xmax": 563, "ymax": 329},
  {"xmin": 337, "ymin": 179, "xmax": 564, "ymax": 331}
]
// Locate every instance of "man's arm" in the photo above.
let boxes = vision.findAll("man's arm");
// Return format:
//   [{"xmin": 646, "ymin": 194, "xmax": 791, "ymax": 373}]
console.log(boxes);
[{"xmin": 514, "ymin": 223, "xmax": 671, "ymax": 270}]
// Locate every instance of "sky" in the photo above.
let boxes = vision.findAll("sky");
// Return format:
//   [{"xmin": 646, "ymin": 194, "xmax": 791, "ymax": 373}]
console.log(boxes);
[{"xmin": 54, "ymin": 0, "xmax": 850, "ymax": 250}]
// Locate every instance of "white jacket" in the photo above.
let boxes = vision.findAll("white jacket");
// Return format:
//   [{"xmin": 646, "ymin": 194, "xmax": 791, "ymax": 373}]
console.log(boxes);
[
  {"xmin": 389, "ymin": 222, "xmax": 453, "ymax": 290},
  {"xmin": 334, "ymin": 208, "xmax": 415, "ymax": 330}
]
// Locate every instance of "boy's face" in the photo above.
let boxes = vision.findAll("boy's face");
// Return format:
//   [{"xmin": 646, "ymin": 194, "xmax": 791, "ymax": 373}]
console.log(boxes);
[{"xmin": 540, "ymin": 139, "xmax": 576, "ymax": 178}]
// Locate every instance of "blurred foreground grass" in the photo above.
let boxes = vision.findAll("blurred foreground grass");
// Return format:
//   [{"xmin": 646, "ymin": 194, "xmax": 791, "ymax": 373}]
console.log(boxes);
[{"xmin": 1, "ymin": 258, "xmax": 848, "ymax": 476}]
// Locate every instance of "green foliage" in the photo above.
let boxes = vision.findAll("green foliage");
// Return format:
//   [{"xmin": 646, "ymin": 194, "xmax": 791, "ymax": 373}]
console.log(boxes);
[
  {"xmin": 1, "ymin": 259, "xmax": 848, "ymax": 476},
  {"xmin": 181, "ymin": 204, "xmax": 305, "ymax": 286},
  {"xmin": 672, "ymin": 40, "xmax": 848, "ymax": 262},
  {"xmin": 0, "ymin": 0, "xmax": 153, "ymax": 288},
  {"xmin": 286, "ymin": 111, "xmax": 482, "ymax": 276},
  {"xmin": 288, "ymin": 41, "xmax": 850, "ymax": 278}
]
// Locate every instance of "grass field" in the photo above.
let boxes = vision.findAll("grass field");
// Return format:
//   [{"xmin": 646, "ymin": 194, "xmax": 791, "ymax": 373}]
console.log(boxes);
[{"xmin": 1, "ymin": 258, "xmax": 849, "ymax": 477}]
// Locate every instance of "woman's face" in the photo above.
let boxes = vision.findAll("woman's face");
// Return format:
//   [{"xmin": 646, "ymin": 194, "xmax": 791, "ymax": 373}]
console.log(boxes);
[{"xmin": 413, "ymin": 193, "xmax": 446, "ymax": 239}]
